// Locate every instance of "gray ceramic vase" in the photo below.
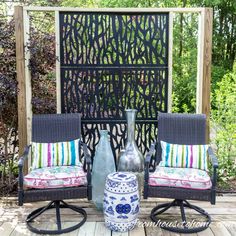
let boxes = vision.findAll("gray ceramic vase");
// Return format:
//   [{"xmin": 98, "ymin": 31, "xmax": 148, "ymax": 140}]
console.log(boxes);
[{"xmin": 118, "ymin": 109, "xmax": 144, "ymax": 172}]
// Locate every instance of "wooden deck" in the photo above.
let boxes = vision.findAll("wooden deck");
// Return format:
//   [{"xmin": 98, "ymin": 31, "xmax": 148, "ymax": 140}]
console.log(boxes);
[{"xmin": 0, "ymin": 195, "xmax": 236, "ymax": 236}]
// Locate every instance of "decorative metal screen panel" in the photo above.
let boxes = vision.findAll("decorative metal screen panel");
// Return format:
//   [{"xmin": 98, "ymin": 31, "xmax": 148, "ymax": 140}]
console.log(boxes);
[{"xmin": 59, "ymin": 12, "xmax": 169, "ymax": 161}]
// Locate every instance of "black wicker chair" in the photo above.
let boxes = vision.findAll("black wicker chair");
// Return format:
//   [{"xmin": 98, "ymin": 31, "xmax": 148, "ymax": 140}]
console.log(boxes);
[
  {"xmin": 18, "ymin": 113, "xmax": 92, "ymax": 235},
  {"xmin": 144, "ymin": 112, "xmax": 218, "ymax": 234}
]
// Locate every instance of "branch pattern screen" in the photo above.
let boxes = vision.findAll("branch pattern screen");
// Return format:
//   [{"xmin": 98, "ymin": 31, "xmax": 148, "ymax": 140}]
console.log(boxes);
[{"xmin": 59, "ymin": 12, "xmax": 169, "ymax": 159}]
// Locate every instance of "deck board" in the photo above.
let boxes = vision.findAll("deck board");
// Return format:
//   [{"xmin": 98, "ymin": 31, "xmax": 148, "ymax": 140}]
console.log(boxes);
[
  {"xmin": 112, "ymin": 230, "xmax": 128, "ymax": 236},
  {"xmin": 197, "ymin": 228, "xmax": 214, "ymax": 236},
  {"xmin": 145, "ymin": 225, "xmax": 164, "ymax": 236},
  {"xmin": 94, "ymin": 222, "xmax": 110, "ymax": 236},
  {"xmin": 77, "ymin": 222, "xmax": 96, "ymax": 236},
  {"xmin": 222, "ymin": 221, "xmax": 236, "ymax": 236},
  {"xmin": 209, "ymin": 222, "xmax": 232, "ymax": 236},
  {"xmin": 129, "ymin": 226, "xmax": 145, "ymax": 236},
  {"xmin": 0, "ymin": 222, "xmax": 17, "ymax": 236},
  {"xmin": 0, "ymin": 195, "xmax": 235, "ymax": 236}
]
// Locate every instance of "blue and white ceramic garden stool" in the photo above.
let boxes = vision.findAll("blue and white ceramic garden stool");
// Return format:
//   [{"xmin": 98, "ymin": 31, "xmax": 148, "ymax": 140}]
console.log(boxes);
[{"xmin": 103, "ymin": 172, "xmax": 140, "ymax": 232}]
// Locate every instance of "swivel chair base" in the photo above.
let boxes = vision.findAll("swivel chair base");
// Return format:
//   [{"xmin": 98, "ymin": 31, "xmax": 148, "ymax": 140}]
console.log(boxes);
[
  {"xmin": 26, "ymin": 200, "xmax": 87, "ymax": 235},
  {"xmin": 150, "ymin": 199, "xmax": 211, "ymax": 234}
]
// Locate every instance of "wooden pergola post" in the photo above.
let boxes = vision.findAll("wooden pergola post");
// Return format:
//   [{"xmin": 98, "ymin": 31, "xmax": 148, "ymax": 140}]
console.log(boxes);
[
  {"xmin": 202, "ymin": 8, "xmax": 213, "ymax": 142},
  {"xmin": 15, "ymin": 6, "xmax": 28, "ymax": 173},
  {"xmin": 197, "ymin": 8, "xmax": 213, "ymax": 142}
]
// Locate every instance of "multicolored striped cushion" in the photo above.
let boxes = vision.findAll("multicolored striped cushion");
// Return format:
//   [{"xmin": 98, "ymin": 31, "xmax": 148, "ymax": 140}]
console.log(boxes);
[
  {"xmin": 159, "ymin": 141, "xmax": 209, "ymax": 171},
  {"xmin": 31, "ymin": 139, "xmax": 81, "ymax": 169}
]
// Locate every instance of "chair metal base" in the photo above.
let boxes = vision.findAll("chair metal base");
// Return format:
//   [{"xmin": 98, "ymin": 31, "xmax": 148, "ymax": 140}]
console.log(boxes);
[
  {"xmin": 26, "ymin": 200, "xmax": 87, "ymax": 235},
  {"xmin": 150, "ymin": 199, "xmax": 211, "ymax": 234}
]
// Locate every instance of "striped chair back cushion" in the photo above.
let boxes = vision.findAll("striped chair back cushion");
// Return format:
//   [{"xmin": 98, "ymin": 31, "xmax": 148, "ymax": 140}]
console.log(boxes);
[
  {"xmin": 31, "ymin": 139, "xmax": 81, "ymax": 169},
  {"xmin": 159, "ymin": 141, "xmax": 209, "ymax": 171}
]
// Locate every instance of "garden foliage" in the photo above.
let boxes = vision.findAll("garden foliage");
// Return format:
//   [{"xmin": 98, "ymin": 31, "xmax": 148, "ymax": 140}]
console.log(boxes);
[
  {"xmin": 211, "ymin": 66, "xmax": 236, "ymax": 186},
  {"xmin": 0, "ymin": 17, "xmax": 18, "ymax": 190},
  {"xmin": 0, "ymin": 6, "xmax": 56, "ymax": 194}
]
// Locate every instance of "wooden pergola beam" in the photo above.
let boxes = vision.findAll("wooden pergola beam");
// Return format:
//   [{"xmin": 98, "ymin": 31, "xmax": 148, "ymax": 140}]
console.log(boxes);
[{"xmin": 22, "ymin": 6, "xmax": 206, "ymax": 13}]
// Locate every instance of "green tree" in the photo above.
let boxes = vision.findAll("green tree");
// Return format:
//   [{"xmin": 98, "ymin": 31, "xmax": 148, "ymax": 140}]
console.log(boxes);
[{"xmin": 211, "ymin": 64, "xmax": 236, "ymax": 184}]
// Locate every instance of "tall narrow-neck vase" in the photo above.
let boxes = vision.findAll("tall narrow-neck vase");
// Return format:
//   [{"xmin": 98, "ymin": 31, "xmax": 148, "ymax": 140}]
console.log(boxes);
[
  {"xmin": 118, "ymin": 109, "xmax": 144, "ymax": 172},
  {"xmin": 92, "ymin": 130, "xmax": 116, "ymax": 210}
]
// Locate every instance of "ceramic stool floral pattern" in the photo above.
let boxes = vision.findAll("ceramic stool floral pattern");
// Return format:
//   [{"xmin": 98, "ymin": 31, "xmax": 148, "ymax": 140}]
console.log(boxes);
[{"xmin": 103, "ymin": 172, "xmax": 139, "ymax": 232}]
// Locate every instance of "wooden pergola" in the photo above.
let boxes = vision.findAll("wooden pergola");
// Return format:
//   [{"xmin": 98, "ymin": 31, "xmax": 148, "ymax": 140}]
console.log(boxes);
[{"xmin": 15, "ymin": 6, "xmax": 212, "ymax": 172}]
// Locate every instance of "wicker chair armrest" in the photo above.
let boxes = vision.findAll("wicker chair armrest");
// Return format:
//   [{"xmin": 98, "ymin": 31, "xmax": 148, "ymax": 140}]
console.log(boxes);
[
  {"xmin": 85, "ymin": 154, "xmax": 92, "ymax": 165},
  {"xmin": 145, "ymin": 154, "xmax": 152, "ymax": 165},
  {"xmin": 81, "ymin": 142, "xmax": 92, "ymax": 196},
  {"xmin": 18, "ymin": 145, "xmax": 31, "ymax": 194},
  {"xmin": 81, "ymin": 142, "xmax": 92, "ymax": 172},
  {"xmin": 208, "ymin": 146, "xmax": 218, "ymax": 169},
  {"xmin": 207, "ymin": 146, "xmax": 218, "ymax": 190},
  {"xmin": 145, "ymin": 141, "xmax": 156, "ymax": 169},
  {"xmin": 18, "ymin": 145, "xmax": 31, "ymax": 168},
  {"xmin": 145, "ymin": 142, "xmax": 156, "ymax": 177},
  {"xmin": 144, "ymin": 142, "xmax": 156, "ymax": 199}
]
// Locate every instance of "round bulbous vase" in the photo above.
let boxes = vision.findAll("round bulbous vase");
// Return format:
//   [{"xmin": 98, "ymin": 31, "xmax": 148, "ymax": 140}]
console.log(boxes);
[
  {"xmin": 118, "ymin": 109, "xmax": 144, "ymax": 172},
  {"xmin": 92, "ymin": 130, "xmax": 116, "ymax": 210}
]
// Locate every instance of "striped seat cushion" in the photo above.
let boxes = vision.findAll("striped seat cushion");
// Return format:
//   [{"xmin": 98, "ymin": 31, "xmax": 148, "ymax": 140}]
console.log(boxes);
[
  {"xmin": 24, "ymin": 166, "xmax": 87, "ymax": 189},
  {"xmin": 159, "ymin": 141, "xmax": 209, "ymax": 171},
  {"xmin": 149, "ymin": 166, "xmax": 212, "ymax": 190},
  {"xmin": 31, "ymin": 139, "xmax": 81, "ymax": 169}
]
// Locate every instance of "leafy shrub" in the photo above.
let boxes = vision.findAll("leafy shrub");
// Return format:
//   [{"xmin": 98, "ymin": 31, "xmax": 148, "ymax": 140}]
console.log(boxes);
[
  {"xmin": 211, "ymin": 63, "xmax": 236, "ymax": 187},
  {"xmin": 0, "ymin": 12, "xmax": 56, "ymax": 195},
  {"xmin": 0, "ymin": 17, "xmax": 18, "ymax": 191},
  {"xmin": 28, "ymin": 28, "xmax": 56, "ymax": 114}
]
